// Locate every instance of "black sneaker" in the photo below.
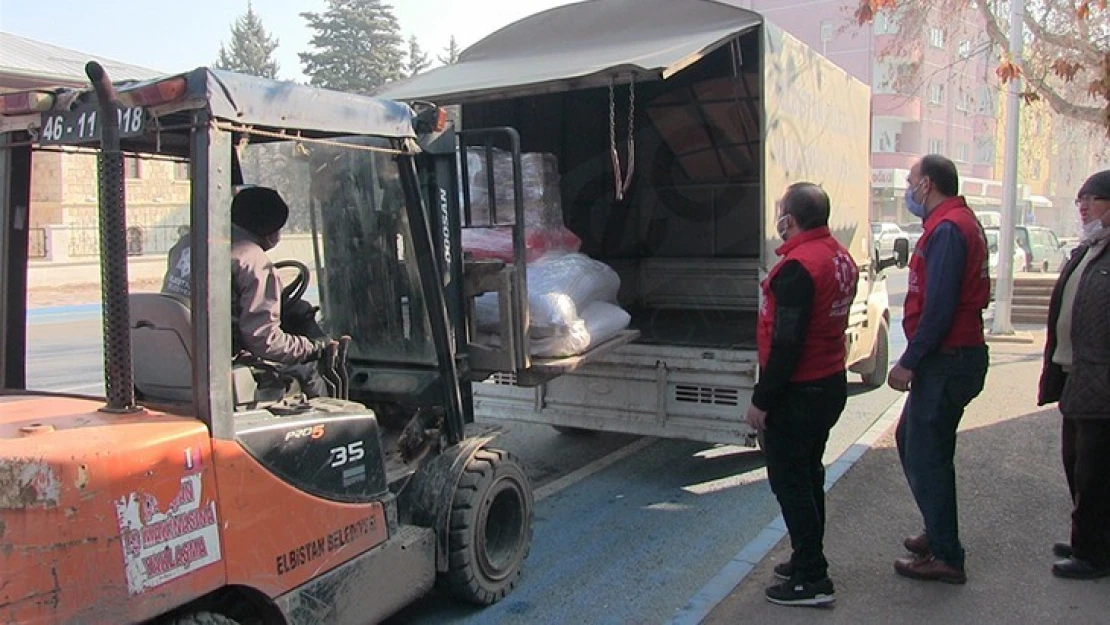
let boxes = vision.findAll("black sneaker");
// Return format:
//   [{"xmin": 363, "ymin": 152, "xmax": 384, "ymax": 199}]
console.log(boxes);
[
  {"xmin": 773, "ymin": 561, "xmax": 793, "ymax": 581},
  {"xmin": 764, "ymin": 577, "xmax": 836, "ymax": 607}
]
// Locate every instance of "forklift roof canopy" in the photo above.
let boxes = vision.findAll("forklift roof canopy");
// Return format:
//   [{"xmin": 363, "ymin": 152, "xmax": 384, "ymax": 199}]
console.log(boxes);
[
  {"xmin": 7, "ymin": 67, "xmax": 418, "ymax": 140},
  {"xmin": 179, "ymin": 68, "xmax": 416, "ymax": 138},
  {"xmin": 377, "ymin": 0, "xmax": 762, "ymax": 103}
]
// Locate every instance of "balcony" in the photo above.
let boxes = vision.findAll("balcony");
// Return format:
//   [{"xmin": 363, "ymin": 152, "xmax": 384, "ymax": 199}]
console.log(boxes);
[
  {"xmin": 873, "ymin": 94, "xmax": 922, "ymax": 122},
  {"xmin": 872, "ymin": 152, "xmax": 920, "ymax": 171}
]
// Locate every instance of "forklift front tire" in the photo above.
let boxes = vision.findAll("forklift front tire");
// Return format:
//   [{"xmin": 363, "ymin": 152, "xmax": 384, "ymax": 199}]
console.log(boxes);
[{"xmin": 441, "ymin": 448, "xmax": 534, "ymax": 605}]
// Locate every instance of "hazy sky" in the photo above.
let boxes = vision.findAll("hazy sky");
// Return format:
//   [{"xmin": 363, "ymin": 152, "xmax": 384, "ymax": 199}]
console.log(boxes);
[{"xmin": 0, "ymin": 0, "xmax": 575, "ymax": 81}]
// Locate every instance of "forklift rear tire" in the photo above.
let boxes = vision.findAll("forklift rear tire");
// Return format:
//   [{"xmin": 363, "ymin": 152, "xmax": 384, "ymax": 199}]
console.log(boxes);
[
  {"xmin": 442, "ymin": 448, "xmax": 534, "ymax": 605},
  {"xmin": 160, "ymin": 612, "xmax": 238, "ymax": 625}
]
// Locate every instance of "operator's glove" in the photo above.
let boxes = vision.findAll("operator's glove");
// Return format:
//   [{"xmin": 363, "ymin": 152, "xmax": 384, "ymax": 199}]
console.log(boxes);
[{"xmin": 282, "ymin": 300, "xmax": 323, "ymax": 337}]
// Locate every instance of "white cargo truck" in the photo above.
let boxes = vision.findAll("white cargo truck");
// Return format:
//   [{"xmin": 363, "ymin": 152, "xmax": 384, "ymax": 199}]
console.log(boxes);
[{"xmin": 383, "ymin": 0, "xmax": 906, "ymax": 447}]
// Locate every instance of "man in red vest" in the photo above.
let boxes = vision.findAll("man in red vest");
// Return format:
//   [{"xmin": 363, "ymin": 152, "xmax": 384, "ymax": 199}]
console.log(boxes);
[
  {"xmin": 746, "ymin": 182, "xmax": 858, "ymax": 606},
  {"xmin": 887, "ymin": 154, "xmax": 990, "ymax": 584}
]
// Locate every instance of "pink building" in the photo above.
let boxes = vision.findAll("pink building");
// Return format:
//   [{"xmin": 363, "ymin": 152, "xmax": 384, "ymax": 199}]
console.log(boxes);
[{"xmin": 735, "ymin": 0, "xmax": 1001, "ymax": 221}]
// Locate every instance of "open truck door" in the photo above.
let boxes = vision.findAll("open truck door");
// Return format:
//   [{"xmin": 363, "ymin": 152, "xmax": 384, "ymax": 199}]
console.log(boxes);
[
  {"xmin": 411, "ymin": 114, "xmax": 639, "ymax": 387},
  {"xmin": 382, "ymin": 0, "xmax": 885, "ymax": 446}
]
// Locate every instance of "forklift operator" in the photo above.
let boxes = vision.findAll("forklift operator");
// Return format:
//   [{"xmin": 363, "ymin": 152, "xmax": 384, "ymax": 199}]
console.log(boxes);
[{"xmin": 162, "ymin": 186, "xmax": 335, "ymax": 398}]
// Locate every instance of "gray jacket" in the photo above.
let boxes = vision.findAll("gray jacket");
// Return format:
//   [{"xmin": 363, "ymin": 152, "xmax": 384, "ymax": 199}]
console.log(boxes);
[{"xmin": 161, "ymin": 225, "xmax": 315, "ymax": 363}]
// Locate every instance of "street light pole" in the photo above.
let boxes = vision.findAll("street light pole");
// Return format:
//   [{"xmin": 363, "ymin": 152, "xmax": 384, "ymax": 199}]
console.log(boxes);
[{"xmin": 991, "ymin": 0, "xmax": 1023, "ymax": 336}]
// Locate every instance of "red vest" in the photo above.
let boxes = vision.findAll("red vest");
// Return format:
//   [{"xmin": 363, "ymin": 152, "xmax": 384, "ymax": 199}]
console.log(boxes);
[
  {"xmin": 903, "ymin": 196, "xmax": 990, "ymax": 347},
  {"xmin": 758, "ymin": 227, "xmax": 859, "ymax": 382}
]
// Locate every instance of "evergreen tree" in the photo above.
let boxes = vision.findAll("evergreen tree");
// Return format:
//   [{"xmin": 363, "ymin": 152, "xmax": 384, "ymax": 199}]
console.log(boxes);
[
  {"xmin": 438, "ymin": 35, "xmax": 461, "ymax": 66},
  {"xmin": 406, "ymin": 35, "xmax": 431, "ymax": 77},
  {"xmin": 214, "ymin": 1, "xmax": 280, "ymax": 79},
  {"xmin": 299, "ymin": 0, "xmax": 405, "ymax": 94}
]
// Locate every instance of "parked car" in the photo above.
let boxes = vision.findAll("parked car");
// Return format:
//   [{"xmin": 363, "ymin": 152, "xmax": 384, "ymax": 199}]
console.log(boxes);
[
  {"xmin": 1014, "ymin": 225, "xmax": 1068, "ymax": 273},
  {"xmin": 871, "ymin": 222, "xmax": 909, "ymax": 264},
  {"xmin": 1057, "ymin": 236, "xmax": 1081, "ymax": 260},
  {"xmin": 984, "ymin": 228, "xmax": 1028, "ymax": 278},
  {"xmin": 975, "ymin": 210, "xmax": 1002, "ymax": 228},
  {"xmin": 900, "ymin": 222, "xmax": 924, "ymax": 250}
]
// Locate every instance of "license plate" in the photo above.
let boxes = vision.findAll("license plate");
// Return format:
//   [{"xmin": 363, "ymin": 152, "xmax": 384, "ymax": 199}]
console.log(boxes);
[{"xmin": 39, "ymin": 105, "xmax": 146, "ymax": 145}]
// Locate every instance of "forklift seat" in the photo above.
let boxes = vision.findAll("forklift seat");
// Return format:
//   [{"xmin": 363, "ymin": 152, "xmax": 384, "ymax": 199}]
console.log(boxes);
[
  {"xmin": 129, "ymin": 292, "xmax": 195, "ymax": 403},
  {"xmin": 129, "ymin": 292, "xmax": 272, "ymax": 408}
]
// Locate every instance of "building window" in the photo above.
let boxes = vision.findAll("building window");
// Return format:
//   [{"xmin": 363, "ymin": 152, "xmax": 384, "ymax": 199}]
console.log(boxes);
[
  {"xmin": 874, "ymin": 11, "xmax": 901, "ymax": 34},
  {"xmin": 956, "ymin": 91, "xmax": 972, "ymax": 112},
  {"xmin": 928, "ymin": 83, "xmax": 946, "ymax": 105},
  {"xmin": 928, "ymin": 138, "xmax": 945, "ymax": 154},
  {"xmin": 1031, "ymin": 159, "xmax": 1042, "ymax": 178},
  {"xmin": 125, "ymin": 157, "xmax": 141, "ymax": 179},
  {"xmin": 958, "ymin": 40, "xmax": 972, "ymax": 58},
  {"xmin": 974, "ymin": 137, "xmax": 994, "ymax": 164},
  {"xmin": 929, "ymin": 27, "xmax": 946, "ymax": 48},
  {"xmin": 174, "ymin": 161, "xmax": 190, "ymax": 180},
  {"xmin": 976, "ymin": 85, "xmax": 996, "ymax": 115},
  {"xmin": 873, "ymin": 61, "xmax": 913, "ymax": 95},
  {"xmin": 957, "ymin": 143, "xmax": 970, "ymax": 162}
]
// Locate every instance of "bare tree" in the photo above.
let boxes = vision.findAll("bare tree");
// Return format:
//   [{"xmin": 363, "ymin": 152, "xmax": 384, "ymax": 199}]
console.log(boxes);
[{"xmin": 856, "ymin": 0, "xmax": 1109, "ymax": 134}]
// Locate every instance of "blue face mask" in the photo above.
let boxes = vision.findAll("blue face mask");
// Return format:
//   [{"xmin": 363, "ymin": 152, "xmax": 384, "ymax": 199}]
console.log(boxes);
[{"xmin": 905, "ymin": 182, "xmax": 926, "ymax": 218}]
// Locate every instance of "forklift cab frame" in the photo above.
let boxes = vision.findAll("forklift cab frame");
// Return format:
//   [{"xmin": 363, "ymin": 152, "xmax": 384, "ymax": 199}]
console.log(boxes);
[{"xmin": 0, "ymin": 68, "xmax": 469, "ymax": 443}]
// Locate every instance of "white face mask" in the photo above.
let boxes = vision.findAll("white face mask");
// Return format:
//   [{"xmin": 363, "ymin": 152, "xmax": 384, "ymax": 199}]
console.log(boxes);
[
  {"xmin": 776, "ymin": 214, "xmax": 791, "ymax": 240},
  {"xmin": 1082, "ymin": 219, "xmax": 1105, "ymax": 242}
]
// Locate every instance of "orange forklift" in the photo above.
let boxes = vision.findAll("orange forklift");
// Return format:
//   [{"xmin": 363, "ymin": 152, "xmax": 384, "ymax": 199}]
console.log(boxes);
[{"xmin": 0, "ymin": 63, "xmax": 557, "ymax": 623}]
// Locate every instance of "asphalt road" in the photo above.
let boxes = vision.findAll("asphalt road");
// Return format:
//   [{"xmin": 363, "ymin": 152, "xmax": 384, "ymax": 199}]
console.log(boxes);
[{"xmin": 24, "ymin": 269, "xmax": 910, "ymax": 624}]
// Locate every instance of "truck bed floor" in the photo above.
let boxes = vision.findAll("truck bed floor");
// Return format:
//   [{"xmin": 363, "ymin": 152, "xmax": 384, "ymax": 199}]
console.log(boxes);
[{"xmin": 627, "ymin": 308, "xmax": 757, "ymax": 349}]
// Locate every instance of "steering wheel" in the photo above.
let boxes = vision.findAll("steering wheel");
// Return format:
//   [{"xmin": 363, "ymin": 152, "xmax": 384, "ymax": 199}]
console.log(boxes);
[{"xmin": 274, "ymin": 260, "xmax": 310, "ymax": 309}]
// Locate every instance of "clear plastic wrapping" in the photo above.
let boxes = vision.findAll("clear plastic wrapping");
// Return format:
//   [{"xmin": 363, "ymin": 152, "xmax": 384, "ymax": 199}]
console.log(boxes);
[
  {"xmin": 473, "ymin": 253, "xmax": 631, "ymax": 357},
  {"xmin": 464, "ymin": 148, "xmax": 562, "ymax": 228}
]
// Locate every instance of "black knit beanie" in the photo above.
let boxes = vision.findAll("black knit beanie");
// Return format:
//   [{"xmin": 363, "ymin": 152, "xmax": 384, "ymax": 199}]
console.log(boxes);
[{"xmin": 231, "ymin": 186, "xmax": 289, "ymax": 237}]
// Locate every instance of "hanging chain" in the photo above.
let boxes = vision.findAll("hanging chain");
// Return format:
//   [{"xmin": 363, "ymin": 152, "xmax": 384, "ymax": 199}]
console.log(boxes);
[
  {"xmin": 623, "ymin": 74, "xmax": 636, "ymax": 197},
  {"xmin": 609, "ymin": 78, "xmax": 621, "ymax": 201},
  {"xmin": 609, "ymin": 79, "xmax": 617, "ymax": 158},
  {"xmin": 627, "ymin": 74, "xmax": 635, "ymax": 153},
  {"xmin": 609, "ymin": 74, "xmax": 637, "ymax": 202}
]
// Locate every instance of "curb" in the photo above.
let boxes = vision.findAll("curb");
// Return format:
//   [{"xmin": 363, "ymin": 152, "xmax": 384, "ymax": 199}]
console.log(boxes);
[
  {"xmin": 985, "ymin": 330, "xmax": 1037, "ymax": 344},
  {"xmin": 669, "ymin": 393, "xmax": 908, "ymax": 625}
]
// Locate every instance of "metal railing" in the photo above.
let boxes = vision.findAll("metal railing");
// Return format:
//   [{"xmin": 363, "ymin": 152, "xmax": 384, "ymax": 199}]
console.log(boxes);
[
  {"xmin": 65, "ymin": 224, "xmax": 188, "ymax": 258},
  {"xmin": 29, "ymin": 228, "xmax": 47, "ymax": 258}
]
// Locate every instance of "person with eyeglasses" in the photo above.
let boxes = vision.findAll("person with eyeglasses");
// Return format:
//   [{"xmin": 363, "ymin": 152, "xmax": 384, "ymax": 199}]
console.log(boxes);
[{"xmin": 1038, "ymin": 169, "xmax": 1110, "ymax": 580}]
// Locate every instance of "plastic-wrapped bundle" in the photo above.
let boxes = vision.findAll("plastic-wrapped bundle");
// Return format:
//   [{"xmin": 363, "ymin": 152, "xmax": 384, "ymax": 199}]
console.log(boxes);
[
  {"xmin": 464, "ymin": 149, "xmax": 562, "ymax": 229},
  {"xmin": 525, "ymin": 253, "xmax": 620, "ymax": 313},
  {"xmin": 461, "ymin": 226, "xmax": 582, "ymax": 264},
  {"xmin": 473, "ymin": 253, "xmax": 630, "ymax": 357}
]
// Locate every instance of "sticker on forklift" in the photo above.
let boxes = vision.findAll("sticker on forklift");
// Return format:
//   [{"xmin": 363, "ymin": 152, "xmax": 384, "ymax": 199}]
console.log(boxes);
[{"xmin": 114, "ymin": 473, "xmax": 222, "ymax": 594}]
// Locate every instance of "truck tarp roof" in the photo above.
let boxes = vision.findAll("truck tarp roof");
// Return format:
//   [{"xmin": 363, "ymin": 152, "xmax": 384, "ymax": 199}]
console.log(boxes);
[{"xmin": 377, "ymin": 0, "xmax": 762, "ymax": 103}]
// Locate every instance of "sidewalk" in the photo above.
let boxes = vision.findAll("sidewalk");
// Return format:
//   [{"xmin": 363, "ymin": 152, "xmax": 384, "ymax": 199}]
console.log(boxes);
[{"xmin": 704, "ymin": 331, "xmax": 1110, "ymax": 624}]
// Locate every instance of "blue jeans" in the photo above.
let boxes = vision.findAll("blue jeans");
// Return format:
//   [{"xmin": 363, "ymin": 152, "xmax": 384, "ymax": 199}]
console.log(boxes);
[{"xmin": 896, "ymin": 345, "xmax": 988, "ymax": 567}]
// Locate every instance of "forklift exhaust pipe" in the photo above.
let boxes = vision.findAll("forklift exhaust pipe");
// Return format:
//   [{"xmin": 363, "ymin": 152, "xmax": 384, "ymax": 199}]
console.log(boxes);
[{"xmin": 86, "ymin": 61, "xmax": 139, "ymax": 413}]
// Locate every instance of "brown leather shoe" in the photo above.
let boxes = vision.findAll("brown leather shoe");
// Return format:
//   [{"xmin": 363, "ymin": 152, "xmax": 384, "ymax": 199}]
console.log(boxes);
[
  {"xmin": 903, "ymin": 533, "xmax": 930, "ymax": 556},
  {"xmin": 894, "ymin": 555, "xmax": 967, "ymax": 584}
]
